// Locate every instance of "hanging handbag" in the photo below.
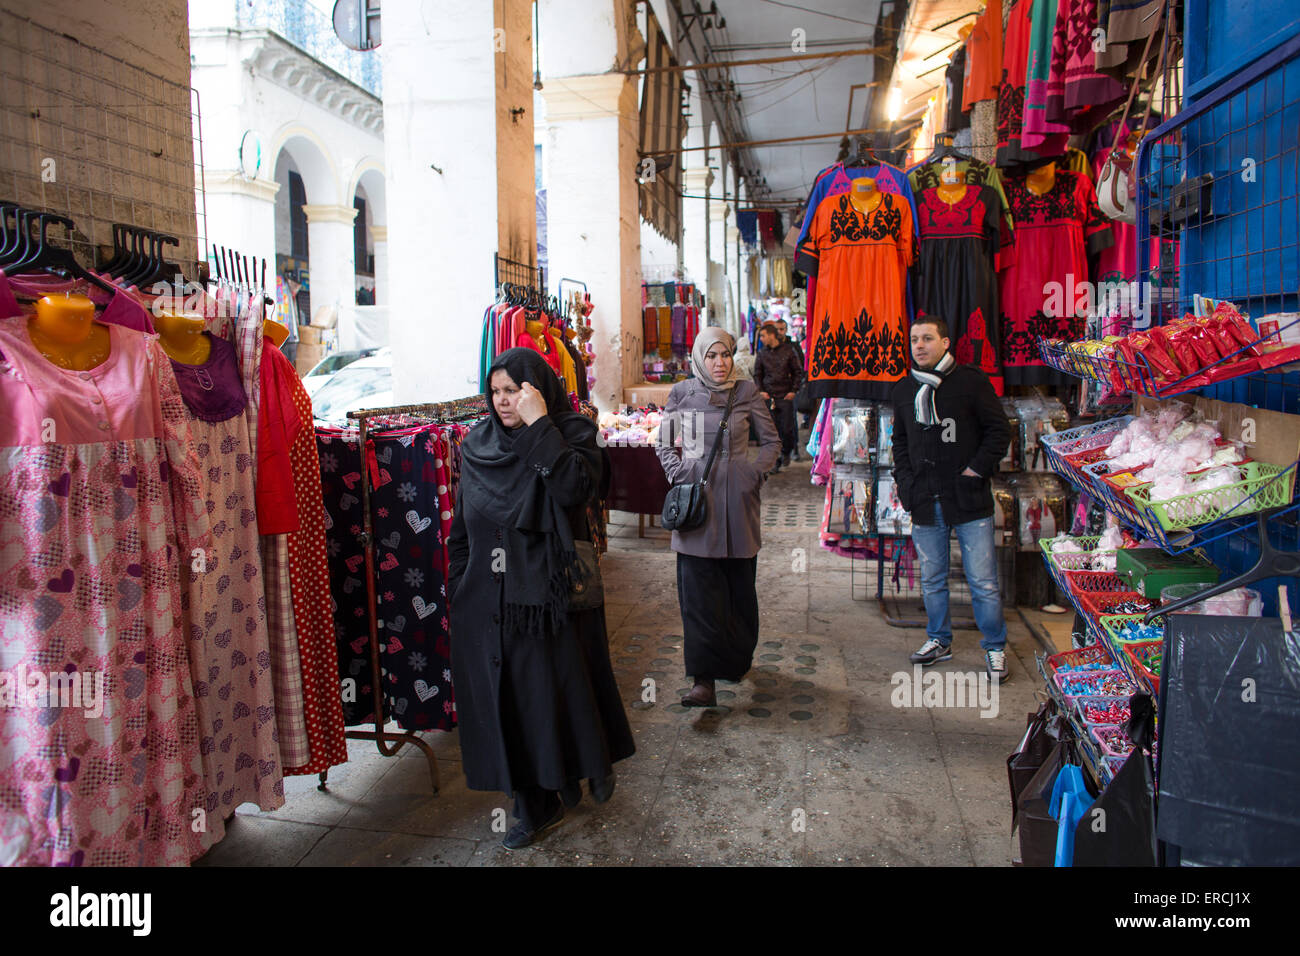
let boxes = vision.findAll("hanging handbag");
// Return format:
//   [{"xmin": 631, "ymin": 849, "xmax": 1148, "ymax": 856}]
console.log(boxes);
[
  {"xmin": 568, "ymin": 539, "xmax": 605, "ymax": 610},
  {"xmin": 1096, "ymin": 0, "xmax": 1170, "ymax": 223},
  {"xmin": 660, "ymin": 386, "xmax": 738, "ymax": 532}
]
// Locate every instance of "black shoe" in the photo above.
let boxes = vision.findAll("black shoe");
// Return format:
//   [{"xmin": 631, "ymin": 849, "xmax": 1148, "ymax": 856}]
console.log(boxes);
[
  {"xmin": 681, "ymin": 679, "xmax": 717, "ymax": 707},
  {"xmin": 781, "ymin": 454, "xmax": 791, "ymax": 468},
  {"xmin": 559, "ymin": 782, "xmax": 582, "ymax": 809},
  {"xmin": 792, "ymin": 450, "xmax": 801, "ymax": 461},
  {"xmin": 909, "ymin": 638, "xmax": 953, "ymax": 666},
  {"xmin": 502, "ymin": 803, "xmax": 564, "ymax": 850},
  {"xmin": 590, "ymin": 773, "xmax": 616, "ymax": 804}
]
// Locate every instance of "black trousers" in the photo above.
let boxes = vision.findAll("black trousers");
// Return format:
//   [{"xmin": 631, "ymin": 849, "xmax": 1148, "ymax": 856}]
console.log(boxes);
[
  {"xmin": 512, "ymin": 786, "xmax": 560, "ymax": 829},
  {"xmin": 770, "ymin": 397, "xmax": 798, "ymax": 457},
  {"xmin": 676, "ymin": 552, "xmax": 759, "ymax": 682}
]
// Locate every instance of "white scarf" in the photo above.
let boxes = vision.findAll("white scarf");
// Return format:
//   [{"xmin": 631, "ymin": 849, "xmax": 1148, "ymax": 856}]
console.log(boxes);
[{"xmin": 911, "ymin": 351, "xmax": 956, "ymax": 426}]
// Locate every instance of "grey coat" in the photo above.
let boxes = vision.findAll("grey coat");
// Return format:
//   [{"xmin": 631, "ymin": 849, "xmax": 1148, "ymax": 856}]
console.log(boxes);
[{"xmin": 655, "ymin": 378, "xmax": 781, "ymax": 558}]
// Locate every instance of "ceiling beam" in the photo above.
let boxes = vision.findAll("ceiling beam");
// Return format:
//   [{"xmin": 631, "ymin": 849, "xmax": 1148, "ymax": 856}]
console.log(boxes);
[{"xmin": 627, "ymin": 44, "xmax": 889, "ymax": 75}]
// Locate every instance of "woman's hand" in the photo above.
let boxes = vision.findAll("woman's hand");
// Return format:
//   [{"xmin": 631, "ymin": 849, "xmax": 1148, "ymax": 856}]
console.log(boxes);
[{"xmin": 517, "ymin": 381, "xmax": 548, "ymax": 425}]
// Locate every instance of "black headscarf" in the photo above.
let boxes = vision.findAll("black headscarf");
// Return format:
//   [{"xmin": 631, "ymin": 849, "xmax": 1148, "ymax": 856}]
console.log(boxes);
[{"xmin": 460, "ymin": 347, "xmax": 601, "ymax": 636}]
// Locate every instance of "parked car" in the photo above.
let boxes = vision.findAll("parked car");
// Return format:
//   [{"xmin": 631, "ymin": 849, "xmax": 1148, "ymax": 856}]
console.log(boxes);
[
  {"xmin": 310, "ymin": 350, "xmax": 393, "ymax": 424},
  {"xmin": 301, "ymin": 347, "xmax": 383, "ymax": 397}
]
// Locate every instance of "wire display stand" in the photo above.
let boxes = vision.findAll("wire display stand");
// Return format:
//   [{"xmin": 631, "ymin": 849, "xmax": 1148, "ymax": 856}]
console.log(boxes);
[
  {"xmin": 317, "ymin": 397, "xmax": 488, "ymax": 794},
  {"xmin": 494, "ymin": 252, "xmax": 544, "ymax": 296}
]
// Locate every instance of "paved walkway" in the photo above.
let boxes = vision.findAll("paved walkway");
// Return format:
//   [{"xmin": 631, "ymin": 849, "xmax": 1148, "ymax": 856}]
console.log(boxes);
[{"xmin": 199, "ymin": 457, "xmax": 1047, "ymax": 866}]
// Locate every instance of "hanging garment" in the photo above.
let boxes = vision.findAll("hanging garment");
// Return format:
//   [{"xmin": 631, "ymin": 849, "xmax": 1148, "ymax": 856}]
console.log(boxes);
[
  {"xmin": 279, "ymin": 349, "xmax": 348, "ymax": 776},
  {"xmin": 1060, "ymin": 0, "xmax": 1126, "ymax": 126},
  {"xmin": 318, "ymin": 424, "xmax": 457, "ymax": 732},
  {"xmin": 796, "ymin": 162, "xmax": 920, "ymax": 253},
  {"xmin": 1095, "ymin": 0, "xmax": 1165, "ymax": 77},
  {"xmin": 657, "ymin": 304, "xmax": 672, "ymax": 360},
  {"xmin": 908, "ymin": 158, "xmax": 1016, "ymax": 238},
  {"xmin": 1022, "ymin": 0, "xmax": 1071, "ymax": 154},
  {"xmin": 168, "ymin": 333, "xmax": 285, "ymax": 833},
  {"xmin": 964, "ymin": 0, "xmax": 1003, "ymax": 107},
  {"xmin": 997, "ymin": 0, "xmax": 1045, "ymax": 169},
  {"xmin": 797, "ymin": 192, "xmax": 916, "ymax": 401},
  {"xmin": 998, "ymin": 169, "xmax": 1114, "ymax": 385},
  {"xmin": 642, "ymin": 300, "xmax": 658, "ymax": 353},
  {"xmin": 945, "ymin": 46, "xmax": 970, "ymax": 132},
  {"xmin": 914, "ymin": 185, "xmax": 1006, "ymax": 394},
  {"xmin": 0, "ymin": 313, "xmax": 208, "ymax": 866}
]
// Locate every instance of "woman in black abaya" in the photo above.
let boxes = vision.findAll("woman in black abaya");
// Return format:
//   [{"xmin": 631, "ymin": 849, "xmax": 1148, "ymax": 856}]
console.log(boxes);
[{"xmin": 447, "ymin": 347, "xmax": 634, "ymax": 849}]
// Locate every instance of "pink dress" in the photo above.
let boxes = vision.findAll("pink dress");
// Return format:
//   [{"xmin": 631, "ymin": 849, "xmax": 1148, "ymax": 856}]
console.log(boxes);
[
  {"xmin": 168, "ymin": 333, "xmax": 284, "ymax": 841},
  {"xmin": 0, "ymin": 314, "xmax": 209, "ymax": 866}
]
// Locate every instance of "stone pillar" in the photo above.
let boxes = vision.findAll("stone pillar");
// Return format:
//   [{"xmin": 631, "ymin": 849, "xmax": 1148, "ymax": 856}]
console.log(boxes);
[
  {"xmin": 380, "ymin": 0, "xmax": 535, "ymax": 402},
  {"xmin": 300, "ymin": 203, "xmax": 357, "ymax": 326},
  {"xmin": 726, "ymin": 223, "xmax": 741, "ymax": 337},
  {"xmin": 539, "ymin": 0, "xmax": 643, "ymax": 411},
  {"xmin": 681, "ymin": 166, "xmax": 712, "ymax": 301},
  {"xmin": 707, "ymin": 195, "xmax": 729, "ymax": 327},
  {"xmin": 370, "ymin": 225, "xmax": 388, "ymax": 306}
]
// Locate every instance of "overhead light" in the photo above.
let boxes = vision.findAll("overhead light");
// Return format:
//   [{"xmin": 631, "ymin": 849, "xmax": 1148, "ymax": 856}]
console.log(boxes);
[{"xmin": 887, "ymin": 85, "xmax": 903, "ymax": 122}]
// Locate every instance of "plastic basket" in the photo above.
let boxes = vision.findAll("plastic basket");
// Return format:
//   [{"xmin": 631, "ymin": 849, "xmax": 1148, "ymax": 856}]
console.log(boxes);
[
  {"xmin": 1099, "ymin": 614, "xmax": 1164, "ymax": 647},
  {"xmin": 1122, "ymin": 640, "xmax": 1163, "ymax": 695},
  {"xmin": 1039, "ymin": 416, "xmax": 1133, "ymax": 473},
  {"xmin": 1090, "ymin": 723, "xmax": 1138, "ymax": 759},
  {"xmin": 1039, "ymin": 536, "xmax": 1118, "ymax": 592},
  {"xmin": 1073, "ymin": 694, "xmax": 1134, "ymax": 728},
  {"xmin": 1077, "ymin": 590, "xmax": 1155, "ymax": 617},
  {"xmin": 1064, "ymin": 570, "xmax": 1130, "ymax": 594},
  {"xmin": 1124, "ymin": 461, "xmax": 1295, "ymax": 531},
  {"xmin": 1053, "ymin": 668, "xmax": 1136, "ymax": 701},
  {"xmin": 1044, "ymin": 643, "xmax": 1115, "ymax": 681}
]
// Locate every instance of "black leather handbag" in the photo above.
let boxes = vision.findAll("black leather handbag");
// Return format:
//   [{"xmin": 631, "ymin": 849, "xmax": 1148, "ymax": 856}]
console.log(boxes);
[{"xmin": 660, "ymin": 387, "xmax": 738, "ymax": 532}]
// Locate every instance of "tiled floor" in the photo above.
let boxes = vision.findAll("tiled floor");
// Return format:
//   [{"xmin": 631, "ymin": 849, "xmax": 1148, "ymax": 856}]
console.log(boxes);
[{"xmin": 197, "ymin": 452, "xmax": 1054, "ymax": 867}]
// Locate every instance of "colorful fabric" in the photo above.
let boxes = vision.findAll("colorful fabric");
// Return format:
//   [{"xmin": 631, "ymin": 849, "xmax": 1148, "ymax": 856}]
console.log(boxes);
[
  {"xmin": 999, "ymin": 169, "xmax": 1114, "ymax": 385},
  {"xmin": 282, "ymin": 372, "xmax": 348, "ymax": 776},
  {"xmin": 0, "ymin": 319, "xmax": 209, "ymax": 866},
  {"xmin": 799, "ymin": 191, "xmax": 916, "ymax": 400},
  {"xmin": 963, "ymin": 0, "xmax": 1003, "ymax": 107}
]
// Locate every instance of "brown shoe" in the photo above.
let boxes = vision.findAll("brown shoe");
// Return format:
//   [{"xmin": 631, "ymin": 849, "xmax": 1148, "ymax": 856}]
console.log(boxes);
[{"xmin": 681, "ymin": 679, "xmax": 717, "ymax": 707}]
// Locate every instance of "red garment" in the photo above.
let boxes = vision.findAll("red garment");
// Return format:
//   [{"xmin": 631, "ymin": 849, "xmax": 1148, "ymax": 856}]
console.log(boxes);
[
  {"xmin": 256, "ymin": 338, "xmax": 302, "ymax": 534},
  {"xmin": 998, "ymin": 169, "xmax": 1113, "ymax": 384},
  {"xmin": 283, "ymin": 375, "xmax": 349, "ymax": 776}
]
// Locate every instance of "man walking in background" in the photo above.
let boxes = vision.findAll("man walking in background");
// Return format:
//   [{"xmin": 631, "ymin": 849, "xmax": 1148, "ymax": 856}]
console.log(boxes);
[
  {"xmin": 890, "ymin": 317, "xmax": 1012, "ymax": 683},
  {"xmin": 754, "ymin": 322, "xmax": 804, "ymax": 472}
]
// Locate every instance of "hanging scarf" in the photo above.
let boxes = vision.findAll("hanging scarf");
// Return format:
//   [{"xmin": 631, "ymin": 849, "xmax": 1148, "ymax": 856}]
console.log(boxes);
[
  {"xmin": 461, "ymin": 347, "xmax": 602, "ymax": 637},
  {"xmin": 910, "ymin": 351, "xmax": 956, "ymax": 426}
]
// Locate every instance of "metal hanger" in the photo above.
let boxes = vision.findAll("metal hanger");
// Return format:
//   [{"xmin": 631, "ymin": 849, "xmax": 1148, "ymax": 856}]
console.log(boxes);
[{"xmin": 7, "ymin": 212, "xmax": 115, "ymax": 293}]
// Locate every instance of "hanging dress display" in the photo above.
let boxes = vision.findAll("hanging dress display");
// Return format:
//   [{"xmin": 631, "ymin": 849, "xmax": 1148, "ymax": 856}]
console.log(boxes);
[
  {"xmin": 168, "ymin": 332, "xmax": 285, "ymax": 835},
  {"xmin": 914, "ymin": 184, "xmax": 1006, "ymax": 393},
  {"xmin": 0, "ymin": 313, "xmax": 208, "ymax": 866},
  {"xmin": 797, "ymin": 190, "xmax": 916, "ymax": 401},
  {"xmin": 998, "ymin": 169, "xmax": 1114, "ymax": 385}
]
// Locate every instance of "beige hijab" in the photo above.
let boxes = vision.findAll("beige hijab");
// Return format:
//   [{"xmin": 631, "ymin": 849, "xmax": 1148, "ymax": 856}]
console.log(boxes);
[{"xmin": 690, "ymin": 326, "xmax": 746, "ymax": 392}]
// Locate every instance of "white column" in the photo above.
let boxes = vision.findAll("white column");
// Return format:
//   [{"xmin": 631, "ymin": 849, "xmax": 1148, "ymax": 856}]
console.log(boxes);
[
  {"xmin": 380, "ymin": 0, "xmax": 533, "ymax": 402},
  {"xmin": 300, "ymin": 203, "xmax": 357, "ymax": 327},
  {"xmin": 726, "ymin": 223, "xmax": 741, "ymax": 337},
  {"xmin": 200, "ymin": 171, "xmax": 279, "ymax": 290},
  {"xmin": 707, "ymin": 195, "xmax": 728, "ymax": 327},
  {"xmin": 682, "ymin": 166, "xmax": 712, "ymax": 301},
  {"xmin": 370, "ymin": 225, "xmax": 388, "ymax": 306},
  {"xmin": 541, "ymin": 75, "xmax": 641, "ymax": 411}
]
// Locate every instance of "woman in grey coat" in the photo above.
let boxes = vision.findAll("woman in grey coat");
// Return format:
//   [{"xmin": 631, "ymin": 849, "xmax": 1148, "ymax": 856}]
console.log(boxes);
[{"xmin": 656, "ymin": 327, "xmax": 781, "ymax": 707}]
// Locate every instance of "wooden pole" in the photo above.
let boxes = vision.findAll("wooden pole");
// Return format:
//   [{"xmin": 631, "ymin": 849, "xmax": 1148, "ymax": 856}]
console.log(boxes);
[{"xmin": 640, "ymin": 125, "xmax": 887, "ymax": 157}]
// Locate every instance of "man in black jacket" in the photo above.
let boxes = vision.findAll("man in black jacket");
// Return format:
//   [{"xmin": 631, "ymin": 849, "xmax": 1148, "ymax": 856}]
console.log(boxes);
[
  {"xmin": 891, "ymin": 317, "xmax": 1013, "ymax": 683},
  {"xmin": 754, "ymin": 322, "xmax": 804, "ymax": 469}
]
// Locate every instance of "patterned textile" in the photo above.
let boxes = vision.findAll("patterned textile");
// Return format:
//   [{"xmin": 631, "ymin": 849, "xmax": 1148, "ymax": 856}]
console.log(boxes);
[
  {"xmin": 282, "ymin": 368, "xmax": 348, "ymax": 777},
  {"xmin": 0, "ymin": 322, "xmax": 208, "ymax": 866},
  {"xmin": 317, "ymin": 424, "xmax": 457, "ymax": 732},
  {"xmin": 261, "ymin": 533, "xmax": 310, "ymax": 768}
]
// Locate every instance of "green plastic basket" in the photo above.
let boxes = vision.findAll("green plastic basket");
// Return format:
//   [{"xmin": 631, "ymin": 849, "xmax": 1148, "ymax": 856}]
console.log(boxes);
[
  {"xmin": 1124, "ymin": 461, "xmax": 1295, "ymax": 531},
  {"xmin": 1099, "ymin": 614, "xmax": 1164, "ymax": 647}
]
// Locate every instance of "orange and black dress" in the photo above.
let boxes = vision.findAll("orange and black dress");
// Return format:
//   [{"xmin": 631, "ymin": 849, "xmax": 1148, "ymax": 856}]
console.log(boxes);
[{"xmin": 796, "ymin": 191, "xmax": 916, "ymax": 401}]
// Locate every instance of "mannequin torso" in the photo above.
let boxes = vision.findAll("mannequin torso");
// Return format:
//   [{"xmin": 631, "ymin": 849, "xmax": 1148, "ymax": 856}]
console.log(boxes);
[
  {"xmin": 849, "ymin": 176, "xmax": 883, "ymax": 215},
  {"xmin": 1027, "ymin": 162, "xmax": 1057, "ymax": 196},
  {"xmin": 27, "ymin": 294, "xmax": 110, "ymax": 371},
  {"xmin": 154, "ymin": 311, "xmax": 212, "ymax": 365}
]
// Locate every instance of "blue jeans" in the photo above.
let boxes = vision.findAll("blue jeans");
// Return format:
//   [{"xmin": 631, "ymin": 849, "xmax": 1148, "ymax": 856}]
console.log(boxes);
[{"xmin": 909, "ymin": 499, "xmax": 1007, "ymax": 652}]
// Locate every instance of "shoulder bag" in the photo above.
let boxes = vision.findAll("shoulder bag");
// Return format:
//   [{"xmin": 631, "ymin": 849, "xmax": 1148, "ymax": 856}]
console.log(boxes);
[{"xmin": 660, "ymin": 386, "xmax": 739, "ymax": 532}]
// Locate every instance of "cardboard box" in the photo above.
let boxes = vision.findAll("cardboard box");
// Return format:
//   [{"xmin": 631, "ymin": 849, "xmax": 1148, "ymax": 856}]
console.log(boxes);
[
  {"xmin": 298, "ymin": 325, "xmax": 323, "ymax": 345},
  {"xmin": 1131, "ymin": 394, "xmax": 1300, "ymax": 471},
  {"xmin": 295, "ymin": 343, "xmax": 326, "ymax": 376}
]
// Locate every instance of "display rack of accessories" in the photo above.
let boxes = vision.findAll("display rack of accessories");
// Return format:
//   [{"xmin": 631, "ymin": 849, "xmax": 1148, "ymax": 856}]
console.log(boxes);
[
  {"xmin": 324, "ymin": 398, "xmax": 488, "ymax": 794},
  {"xmin": 1026, "ymin": 38, "xmax": 1300, "ymax": 857}
]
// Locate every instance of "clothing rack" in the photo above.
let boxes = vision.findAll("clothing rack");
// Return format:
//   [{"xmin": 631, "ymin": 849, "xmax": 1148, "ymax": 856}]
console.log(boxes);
[
  {"xmin": 319, "ymin": 397, "xmax": 487, "ymax": 795},
  {"xmin": 494, "ymin": 252, "xmax": 544, "ymax": 297}
]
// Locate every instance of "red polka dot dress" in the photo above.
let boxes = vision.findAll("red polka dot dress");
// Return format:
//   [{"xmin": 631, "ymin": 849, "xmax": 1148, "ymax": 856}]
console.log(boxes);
[{"xmin": 282, "ymin": 372, "xmax": 349, "ymax": 776}]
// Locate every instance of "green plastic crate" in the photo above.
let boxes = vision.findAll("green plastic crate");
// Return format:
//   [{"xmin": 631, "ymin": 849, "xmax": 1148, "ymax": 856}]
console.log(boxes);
[{"xmin": 1124, "ymin": 461, "xmax": 1294, "ymax": 531}]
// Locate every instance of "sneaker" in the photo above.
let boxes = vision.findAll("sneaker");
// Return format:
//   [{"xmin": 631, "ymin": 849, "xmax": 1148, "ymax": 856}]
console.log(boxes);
[
  {"xmin": 985, "ymin": 649, "xmax": 1008, "ymax": 683},
  {"xmin": 502, "ymin": 803, "xmax": 564, "ymax": 850},
  {"xmin": 909, "ymin": 638, "xmax": 952, "ymax": 666}
]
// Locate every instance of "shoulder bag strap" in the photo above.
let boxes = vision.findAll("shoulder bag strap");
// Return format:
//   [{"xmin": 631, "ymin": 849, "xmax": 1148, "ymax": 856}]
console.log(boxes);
[{"xmin": 700, "ymin": 386, "xmax": 739, "ymax": 486}]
